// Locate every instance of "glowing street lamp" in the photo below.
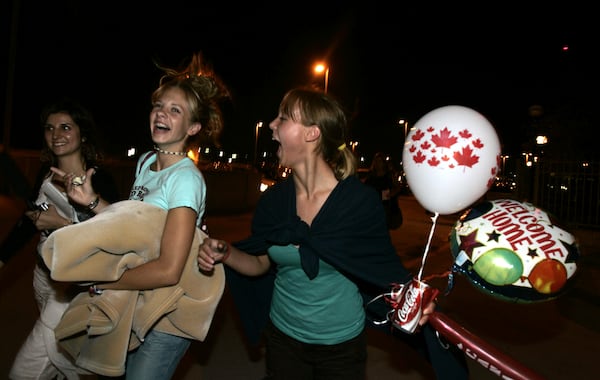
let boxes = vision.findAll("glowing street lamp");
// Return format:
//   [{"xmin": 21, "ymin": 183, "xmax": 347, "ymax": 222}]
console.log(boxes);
[
  {"xmin": 313, "ymin": 63, "xmax": 330, "ymax": 93},
  {"xmin": 254, "ymin": 121, "xmax": 263, "ymax": 166},
  {"xmin": 501, "ymin": 154, "xmax": 509, "ymax": 174},
  {"xmin": 398, "ymin": 119, "xmax": 409, "ymax": 142}
]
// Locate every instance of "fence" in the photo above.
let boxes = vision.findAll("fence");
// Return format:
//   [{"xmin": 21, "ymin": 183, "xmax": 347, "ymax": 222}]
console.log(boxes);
[{"xmin": 529, "ymin": 159, "xmax": 600, "ymax": 229}]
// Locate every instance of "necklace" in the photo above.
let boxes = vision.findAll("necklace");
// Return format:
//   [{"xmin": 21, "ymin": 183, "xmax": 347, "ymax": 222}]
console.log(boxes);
[{"xmin": 153, "ymin": 146, "xmax": 187, "ymax": 156}]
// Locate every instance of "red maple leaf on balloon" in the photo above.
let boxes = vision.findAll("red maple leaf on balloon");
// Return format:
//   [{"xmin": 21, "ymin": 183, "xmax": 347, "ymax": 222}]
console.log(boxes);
[
  {"xmin": 409, "ymin": 145, "xmax": 417, "ymax": 152},
  {"xmin": 412, "ymin": 129, "xmax": 425, "ymax": 141},
  {"xmin": 421, "ymin": 141, "xmax": 431, "ymax": 150},
  {"xmin": 428, "ymin": 156, "xmax": 441, "ymax": 166},
  {"xmin": 453, "ymin": 146, "xmax": 479, "ymax": 168},
  {"xmin": 427, "ymin": 126, "xmax": 435, "ymax": 133},
  {"xmin": 472, "ymin": 138, "xmax": 484, "ymax": 149},
  {"xmin": 412, "ymin": 151, "xmax": 427, "ymax": 164},
  {"xmin": 431, "ymin": 127, "xmax": 458, "ymax": 148},
  {"xmin": 441, "ymin": 155, "xmax": 450, "ymax": 161},
  {"xmin": 459, "ymin": 129, "xmax": 472, "ymax": 139}
]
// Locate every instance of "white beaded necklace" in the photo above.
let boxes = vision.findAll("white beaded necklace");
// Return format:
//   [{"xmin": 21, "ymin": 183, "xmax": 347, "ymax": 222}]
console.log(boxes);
[{"xmin": 154, "ymin": 146, "xmax": 187, "ymax": 156}]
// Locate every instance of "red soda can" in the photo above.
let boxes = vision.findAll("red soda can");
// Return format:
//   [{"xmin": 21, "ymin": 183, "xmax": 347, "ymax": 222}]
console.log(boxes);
[{"xmin": 390, "ymin": 277, "xmax": 439, "ymax": 334}]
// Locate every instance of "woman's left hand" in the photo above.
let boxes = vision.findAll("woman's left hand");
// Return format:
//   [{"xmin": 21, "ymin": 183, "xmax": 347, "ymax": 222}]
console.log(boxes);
[
  {"xmin": 418, "ymin": 299, "xmax": 437, "ymax": 327},
  {"xmin": 25, "ymin": 204, "xmax": 70, "ymax": 231}
]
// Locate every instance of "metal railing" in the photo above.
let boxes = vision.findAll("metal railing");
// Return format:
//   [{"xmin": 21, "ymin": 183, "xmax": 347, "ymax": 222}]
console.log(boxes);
[{"xmin": 533, "ymin": 160, "xmax": 600, "ymax": 229}]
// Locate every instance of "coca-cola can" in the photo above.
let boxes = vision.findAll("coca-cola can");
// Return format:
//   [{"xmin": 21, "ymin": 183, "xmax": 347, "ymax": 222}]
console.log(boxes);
[{"xmin": 390, "ymin": 277, "xmax": 439, "ymax": 334}]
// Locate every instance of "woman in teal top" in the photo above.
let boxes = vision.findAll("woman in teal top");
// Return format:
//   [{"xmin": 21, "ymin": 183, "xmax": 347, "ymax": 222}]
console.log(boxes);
[
  {"xmin": 54, "ymin": 52, "xmax": 229, "ymax": 380},
  {"xmin": 197, "ymin": 87, "xmax": 442, "ymax": 380}
]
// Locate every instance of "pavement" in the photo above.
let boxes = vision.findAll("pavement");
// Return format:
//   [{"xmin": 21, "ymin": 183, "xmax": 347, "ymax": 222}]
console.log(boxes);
[{"xmin": 1, "ymin": 193, "xmax": 598, "ymax": 379}]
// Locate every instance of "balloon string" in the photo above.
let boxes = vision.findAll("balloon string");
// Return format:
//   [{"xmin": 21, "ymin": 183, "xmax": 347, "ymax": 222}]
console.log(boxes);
[{"xmin": 417, "ymin": 212, "xmax": 439, "ymax": 281}]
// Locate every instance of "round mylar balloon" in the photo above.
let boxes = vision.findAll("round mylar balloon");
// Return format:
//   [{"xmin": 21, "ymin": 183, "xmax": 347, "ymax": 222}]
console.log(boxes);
[
  {"xmin": 402, "ymin": 105, "xmax": 501, "ymax": 215},
  {"xmin": 449, "ymin": 199, "xmax": 580, "ymax": 303}
]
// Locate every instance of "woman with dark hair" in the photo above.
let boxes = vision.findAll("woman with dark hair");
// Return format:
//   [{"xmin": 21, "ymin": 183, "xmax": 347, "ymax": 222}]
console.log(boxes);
[{"xmin": 10, "ymin": 97, "xmax": 119, "ymax": 379}]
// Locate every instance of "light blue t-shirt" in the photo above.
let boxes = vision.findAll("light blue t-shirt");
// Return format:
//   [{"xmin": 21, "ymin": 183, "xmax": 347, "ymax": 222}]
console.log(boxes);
[
  {"xmin": 268, "ymin": 244, "xmax": 365, "ymax": 345},
  {"xmin": 129, "ymin": 152, "xmax": 205, "ymax": 226}
]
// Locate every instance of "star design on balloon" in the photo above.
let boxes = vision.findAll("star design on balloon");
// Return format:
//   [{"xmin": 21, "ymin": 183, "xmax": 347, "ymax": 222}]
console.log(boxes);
[
  {"xmin": 486, "ymin": 230, "xmax": 500, "ymax": 242},
  {"xmin": 459, "ymin": 229, "xmax": 484, "ymax": 256},
  {"xmin": 561, "ymin": 239, "xmax": 581, "ymax": 264},
  {"xmin": 527, "ymin": 247, "xmax": 538, "ymax": 258}
]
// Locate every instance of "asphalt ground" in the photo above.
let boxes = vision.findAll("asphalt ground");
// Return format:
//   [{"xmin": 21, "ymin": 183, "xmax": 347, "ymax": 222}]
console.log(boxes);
[{"xmin": 1, "ymin": 193, "xmax": 598, "ymax": 379}]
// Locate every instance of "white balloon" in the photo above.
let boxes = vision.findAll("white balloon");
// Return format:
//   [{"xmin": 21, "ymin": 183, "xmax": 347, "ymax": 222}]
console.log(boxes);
[{"xmin": 402, "ymin": 105, "xmax": 501, "ymax": 215}]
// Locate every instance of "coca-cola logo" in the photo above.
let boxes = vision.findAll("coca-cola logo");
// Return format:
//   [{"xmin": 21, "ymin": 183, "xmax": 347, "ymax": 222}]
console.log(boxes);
[{"xmin": 398, "ymin": 285, "xmax": 421, "ymax": 322}]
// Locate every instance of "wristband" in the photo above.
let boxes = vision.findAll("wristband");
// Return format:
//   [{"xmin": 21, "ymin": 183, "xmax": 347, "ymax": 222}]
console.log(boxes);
[
  {"xmin": 87, "ymin": 195, "xmax": 100, "ymax": 211},
  {"xmin": 89, "ymin": 284, "xmax": 104, "ymax": 296}
]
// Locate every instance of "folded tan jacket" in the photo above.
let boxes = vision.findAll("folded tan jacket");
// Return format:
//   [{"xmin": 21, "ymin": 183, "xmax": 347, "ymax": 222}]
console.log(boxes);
[{"xmin": 41, "ymin": 200, "xmax": 225, "ymax": 376}]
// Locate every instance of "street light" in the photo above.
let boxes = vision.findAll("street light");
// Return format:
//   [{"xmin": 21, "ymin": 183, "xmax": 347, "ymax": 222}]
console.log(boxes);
[
  {"xmin": 254, "ymin": 121, "xmax": 263, "ymax": 166},
  {"xmin": 313, "ymin": 63, "xmax": 330, "ymax": 93},
  {"xmin": 398, "ymin": 119, "xmax": 409, "ymax": 142},
  {"xmin": 501, "ymin": 154, "xmax": 509, "ymax": 174}
]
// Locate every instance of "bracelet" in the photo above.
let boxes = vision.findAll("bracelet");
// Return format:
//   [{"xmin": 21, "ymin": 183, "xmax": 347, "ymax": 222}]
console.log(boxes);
[
  {"xmin": 88, "ymin": 284, "xmax": 103, "ymax": 296},
  {"xmin": 87, "ymin": 195, "xmax": 100, "ymax": 211}
]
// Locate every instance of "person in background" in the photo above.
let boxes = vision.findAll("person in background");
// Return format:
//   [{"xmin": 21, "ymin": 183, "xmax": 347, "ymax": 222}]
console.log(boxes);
[
  {"xmin": 364, "ymin": 152, "xmax": 403, "ymax": 229},
  {"xmin": 52, "ymin": 52, "xmax": 229, "ymax": 380},
  {"xmin": 198, "ymin": 87, "xmax": 466, "ymax": 380},
  {"xmin": 10, "ymin": 97, "xmax": 119, "ymax": 380}
]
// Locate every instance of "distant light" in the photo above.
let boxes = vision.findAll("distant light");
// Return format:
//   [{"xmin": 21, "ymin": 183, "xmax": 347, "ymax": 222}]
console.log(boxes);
[
  {"xmin": 187, "ymin": 149, "xmax": 198, "ymax": 164},
  {"xmin": 127, "ymin": 147, "xmax": 136, "ymax": 157},
  {"xmin": 562, "ymin": 45, "xmax": 569, "ymax": 52},
  {"xmin": 535, "ymin": 135, "xmax": 548, "ymax": 145}
]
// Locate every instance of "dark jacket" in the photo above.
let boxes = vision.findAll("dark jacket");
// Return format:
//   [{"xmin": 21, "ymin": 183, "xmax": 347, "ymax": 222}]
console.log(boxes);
[
  {"xmin": 229, "ymin": 175, "xmax": 410, "ymax": 342},
  {"xmin": 227, "ymin": 174, "xmax": 469, "ymax": 379}
]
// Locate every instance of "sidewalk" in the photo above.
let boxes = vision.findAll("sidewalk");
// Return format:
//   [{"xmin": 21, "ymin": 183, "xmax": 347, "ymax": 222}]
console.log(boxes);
[{"xmin": 1, "ymin": 194, "xmax": 598, "ymax": 379}]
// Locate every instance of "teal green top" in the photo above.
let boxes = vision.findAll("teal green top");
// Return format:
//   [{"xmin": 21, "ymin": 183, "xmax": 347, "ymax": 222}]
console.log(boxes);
[{"xmin": 268, "ymin": 244, "xmax": 365, "ymax": 344}]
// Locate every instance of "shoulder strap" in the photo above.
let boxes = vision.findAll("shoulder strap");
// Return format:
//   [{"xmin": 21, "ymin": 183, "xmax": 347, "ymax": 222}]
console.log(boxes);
[{"xmin": 138, "ymin": 151, "xmax": 156, "ymax": 175}]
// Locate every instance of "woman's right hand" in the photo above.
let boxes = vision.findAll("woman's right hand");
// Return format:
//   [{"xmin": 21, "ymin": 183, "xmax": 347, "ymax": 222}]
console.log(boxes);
[
  {"xmin": 50, "ymin": 166, "xmax": 97, "ymax": 207},
  {"xmin": 197, "ymin": 238, "xmax": 230, "ymax": 272}
]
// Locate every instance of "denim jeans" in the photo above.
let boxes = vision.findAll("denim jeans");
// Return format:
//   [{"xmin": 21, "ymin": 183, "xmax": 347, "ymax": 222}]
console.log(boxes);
[{"xmin": 124, "ymin": 330, "xmax": 191, "ymax": 380}]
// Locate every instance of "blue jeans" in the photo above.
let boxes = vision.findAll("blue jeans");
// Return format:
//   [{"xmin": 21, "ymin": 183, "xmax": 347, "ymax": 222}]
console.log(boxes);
[{"xmin": 125, "ymin": 330, "xmax": 191, "ymax": 380}]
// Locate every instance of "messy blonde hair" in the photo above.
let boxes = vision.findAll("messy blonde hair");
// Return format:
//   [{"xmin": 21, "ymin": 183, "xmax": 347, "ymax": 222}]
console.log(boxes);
[{"xmin": 153, "ymin": 52, "xmax": 230, "ymax": 147}]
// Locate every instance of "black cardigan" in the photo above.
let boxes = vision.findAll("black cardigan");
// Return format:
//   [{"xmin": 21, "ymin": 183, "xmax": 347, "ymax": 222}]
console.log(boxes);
[
  {"xmin": 229, "ymin": 174, "xmax": 412, "ymax": 343},
  {"xmin": 227, "ymin": 174, "xmax": 469, "ymax": 379}
]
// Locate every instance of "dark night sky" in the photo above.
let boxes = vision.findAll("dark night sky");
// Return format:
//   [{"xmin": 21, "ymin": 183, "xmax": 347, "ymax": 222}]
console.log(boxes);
[{"xmin": 1, "ymin": 1, "xmax": 597, "ymax": 162}]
